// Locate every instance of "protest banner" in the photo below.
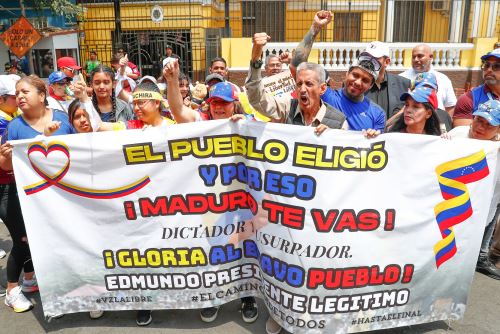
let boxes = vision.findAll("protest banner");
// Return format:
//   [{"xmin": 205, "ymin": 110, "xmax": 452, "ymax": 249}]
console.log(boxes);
[
  {"xmin": 11, "ymin": 120, "xmax": 499, "ymax": 333},
  {"xmin": 262, "ymin": 70, "xmax": 295, "ymax": 98}
]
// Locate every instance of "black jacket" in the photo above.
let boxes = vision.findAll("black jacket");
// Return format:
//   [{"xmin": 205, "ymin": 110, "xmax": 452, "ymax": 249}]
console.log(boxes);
[{"xmin": 366, "ymin": 73, "xmax": 411, "ymax": 119}]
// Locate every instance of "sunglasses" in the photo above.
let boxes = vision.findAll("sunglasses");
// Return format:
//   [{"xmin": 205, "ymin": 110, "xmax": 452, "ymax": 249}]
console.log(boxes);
[
  {"xmin": 481, "ymin": 61, "xmax": 500, "ymax": 71},
  {"xmin": 357, "ymin": 54, "xmax": 381, "ymax": 71},
  {"xmin": 63, "ymin": 67, "xmax": 78, "ymax": 74}
]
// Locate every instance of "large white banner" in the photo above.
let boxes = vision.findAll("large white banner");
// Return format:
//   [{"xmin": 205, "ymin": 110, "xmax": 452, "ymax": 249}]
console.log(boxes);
[{"xmin": 12, "ymin": 120, "xmax": 499, "ymax": 333}]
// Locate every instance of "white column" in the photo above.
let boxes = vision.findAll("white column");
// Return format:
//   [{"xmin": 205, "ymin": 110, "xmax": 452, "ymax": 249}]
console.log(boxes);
[
  {"xmin": 470, "ymin": 0, "xmax": 482, "ymax": 38},
  {"xmin": 385, "ymin": 0, "xmax": 395, "ymax": 42},
  {"xmin": 487, "ymin": 0, "xmax": 499, "ymax": 37},
  {"xmin": 448, "ymin": 0, "xmax": 463, "ymax": 43}
]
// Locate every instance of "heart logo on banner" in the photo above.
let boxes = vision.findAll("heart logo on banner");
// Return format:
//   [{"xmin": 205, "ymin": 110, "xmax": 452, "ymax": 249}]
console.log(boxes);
[
  {"xmin": 26, "ymin": 141, "xmax": 70, "ymax": 194},
  {"xmin": 23, "ymin": 141, "xmax": 151, "ymax": 199},
  {"xmin": 27, "ymin": 141, "xmax": 70, "ymax": 184}
]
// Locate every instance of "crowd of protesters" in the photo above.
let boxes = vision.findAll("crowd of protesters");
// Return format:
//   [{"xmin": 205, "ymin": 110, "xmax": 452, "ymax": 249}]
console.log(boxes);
[{"xmin": 0, "ymin": 10, "xmax": 498, "ymax": 334}]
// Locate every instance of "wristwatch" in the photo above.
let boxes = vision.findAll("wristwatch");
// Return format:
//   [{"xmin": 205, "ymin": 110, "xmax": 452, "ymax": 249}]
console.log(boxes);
[{"xmin": 250, "ymin": 59, "xmax": 263, "ymax": 69}]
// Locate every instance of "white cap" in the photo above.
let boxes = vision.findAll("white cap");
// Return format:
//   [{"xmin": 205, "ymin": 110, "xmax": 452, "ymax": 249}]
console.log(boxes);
[
  {"xmin": 162, "ymin": 57, "xmax": 177, "ymax": 68},
  {"xmin": 137, "ymin": 75, "xmax": 157, "ymax": 85},
  {"xmin": 0, "ymin": 74, "xmax": 20, "ymax": 96},
  {"xmin": 364, "ymin": 41, "xmax": 390, "ymax": 58}
]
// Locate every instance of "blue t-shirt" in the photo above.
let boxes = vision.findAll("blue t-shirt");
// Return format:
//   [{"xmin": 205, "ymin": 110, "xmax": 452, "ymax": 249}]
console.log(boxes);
[
  {"xmin": 5, "ymin": 109, "xmax": 75, "ymax": 141},
  {"xmin": 321, "ymin": 88, "xmax": 386, "ymax": 131}
]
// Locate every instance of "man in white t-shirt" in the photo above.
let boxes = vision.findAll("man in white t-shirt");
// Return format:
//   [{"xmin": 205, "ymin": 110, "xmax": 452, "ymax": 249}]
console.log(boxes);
[{"xmin": 400, "ymin": 44, "xmax": 456, "ymax": 116}]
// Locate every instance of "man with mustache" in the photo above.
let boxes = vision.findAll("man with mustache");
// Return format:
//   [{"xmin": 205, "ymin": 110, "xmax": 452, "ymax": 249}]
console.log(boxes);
[
  {"xmin": 282, "ymin": 11, "xmax": 385, "ymax": 133},
  {"xmin": 453, "ymin": 48, "xmax": 500, "ymax": 127},
  {"xmin": 245, "ymin": 31, "xmax": 346, "ymax": 131},
  {"xmin": 399, "ymin": 44, "xmax": 457, "ymax": 116}
]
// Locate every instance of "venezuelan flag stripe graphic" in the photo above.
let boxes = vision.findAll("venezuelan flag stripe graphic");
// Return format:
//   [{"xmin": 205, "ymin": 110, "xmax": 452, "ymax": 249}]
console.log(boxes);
[
  {"xmin": 23, "ymin": 141, "xmax": 150, "ymax": 199},
  {"xmin": 433, "ymin": 150, "xmax": 489, "ymax": 268}
]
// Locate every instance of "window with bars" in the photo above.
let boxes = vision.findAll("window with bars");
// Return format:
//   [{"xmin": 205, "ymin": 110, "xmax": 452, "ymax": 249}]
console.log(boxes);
[
  {"xmin": 393, "ymin": 1, "xmax": 425, "ymax": 42},
  {"xmin": 242, "ymin": 1, "xmax": 285, "ymax": 41},
  {"xmin": 333, "ymin": 13, "xmax": 361, "ymax": 42}
]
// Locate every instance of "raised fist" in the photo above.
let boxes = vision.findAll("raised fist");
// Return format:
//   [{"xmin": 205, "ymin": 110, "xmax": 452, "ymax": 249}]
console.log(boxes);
[
  {"xmin": 313, "ymin": 10, "xmax": 333, "ymax": 29},
  {"xmin": 252, "ymin": 32, "xmax": 271, "ymax": 47},
  {"xmin": 163, "ymin": 58, "xmax": 180, "ymax": 82}
]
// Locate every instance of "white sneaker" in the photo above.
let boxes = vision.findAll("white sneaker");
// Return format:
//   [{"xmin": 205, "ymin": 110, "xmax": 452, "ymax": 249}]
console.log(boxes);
[
  {"xmin": 89, "ymin": 310, "xmax": 104, "ymax": 319},
  {"xmin": 0, "ymin": 248, "xmax": 6, "ymax": 259},
  {"xmin": 4, "ymin": 286, "xmax": 33, "ymax": 312}
]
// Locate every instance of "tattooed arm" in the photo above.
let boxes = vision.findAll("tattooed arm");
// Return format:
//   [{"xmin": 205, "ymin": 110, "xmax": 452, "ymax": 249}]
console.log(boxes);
[{"xmin": 290, "ymin": 10, "xmax": 333, "ymax": 78}]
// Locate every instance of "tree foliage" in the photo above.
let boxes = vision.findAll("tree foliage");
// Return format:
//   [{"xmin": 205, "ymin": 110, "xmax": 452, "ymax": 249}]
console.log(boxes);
[{"xmin": 24, "ymin": 0, "xmax": 82, "ymax": 20}]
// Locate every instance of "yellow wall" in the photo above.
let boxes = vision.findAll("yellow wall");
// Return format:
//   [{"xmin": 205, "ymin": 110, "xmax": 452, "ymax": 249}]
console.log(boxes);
[
  {"xmin": 80, "ymin": 1, "xmax": 499, "ymax": 71},
  {"xmin": 285, "ymin": 10, "xmax": 317, "ymax": 42},
  {"xmin": 82, "ymin": 3, "xmax": 211, "ymax": 71},
  {"xmin": 461, "ymin": 37, "xmax": 499, "ymax": 67},
  {"xmin": 477, "ymin": 0, "xmax": 490, "ymax": 38},
  {"xmin": 361, "ymin": 11, "xmax": 379, "ymax": 42},
  {"xmin": 422, "ymin": 1, "xmax": 449, "ymax": 42}
]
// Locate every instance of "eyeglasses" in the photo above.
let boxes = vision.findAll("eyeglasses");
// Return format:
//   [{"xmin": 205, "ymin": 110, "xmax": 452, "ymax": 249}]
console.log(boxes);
[
  {"xmin": 357, "ymin": 54, "xmax": 381, "ymax": 71},
  {"xmin": 63, "ymin": 67, "xmax": 77, "ymax": 74},
  {"xmin": 54, "ymin": 81, "xmax": 68, "ymax": 86},
  {"xmin": 481, "ymin": 61, "xmax": 500, "ymax": 71},
  {"xmin": 133, "ymin": 99, "xmax": 153, "ymax": 108}
]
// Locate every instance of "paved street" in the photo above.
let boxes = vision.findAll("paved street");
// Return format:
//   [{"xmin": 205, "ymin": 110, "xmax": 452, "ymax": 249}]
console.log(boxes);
[{"xmin": 1, "ymin": 223, "xmax": 498, "ymax": 334}]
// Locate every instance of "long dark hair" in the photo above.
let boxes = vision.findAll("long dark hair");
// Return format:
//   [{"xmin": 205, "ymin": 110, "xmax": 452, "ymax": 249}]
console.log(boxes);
[
  {"xmin": 90, "ymin": 65, "xmax": 116, "ymax": 115},
  {"xmin": 178, "ymin": 72, "xmax": 191, "ymax": 99},
  {"xmin": 67, "ymin": 99, "xmax": 82, "ymax": 125},
  {"xmin": 389, "ymin": 102, "xmax": 441, "ymax": 136}
]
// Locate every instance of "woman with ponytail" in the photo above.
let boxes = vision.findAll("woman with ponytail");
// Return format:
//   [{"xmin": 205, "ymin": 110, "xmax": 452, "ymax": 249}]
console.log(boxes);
[{"xmin": 89, "ymin": 65, "xmax": 134, "ymax": 123}]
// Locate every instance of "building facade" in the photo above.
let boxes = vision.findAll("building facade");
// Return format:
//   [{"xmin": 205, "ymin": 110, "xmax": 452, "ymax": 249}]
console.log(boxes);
[{"xmin": 0, "ymin": 0, "xmax": 79, "ymax": 77}]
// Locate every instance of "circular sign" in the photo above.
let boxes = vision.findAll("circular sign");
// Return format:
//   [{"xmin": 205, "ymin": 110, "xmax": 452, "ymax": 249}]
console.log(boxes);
[{"xmin": 151, "ymin": 6, "xmax": 163, "ymax": 23}]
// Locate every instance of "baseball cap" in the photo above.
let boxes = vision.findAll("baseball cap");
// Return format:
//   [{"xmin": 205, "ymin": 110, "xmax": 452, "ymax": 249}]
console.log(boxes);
[
  {"xmin": 363, "ymin": 41, "xmax": 390, "ymax": 58},
  {"xmin": 0, "ymin": 74, "xmax": 20, "ymax": 96},
  {"xmin": 350, "ymin": 54, "xmax": 380, "ymax": 83},
  {"xmin": 400, "ymin": 86, "xmax": 438, "ymax": 110},
  {"xmin": 205, "ymin": 73, "xmax": 224, "ymax": 85},
  {"xmin": 473, "ymin": 100, "xmax": 500, "ymax": 126},
  {"xmin": 480, "ymin": 48, "xmax": 500, "ymax": 61},
  {"xmin": 137, "ymin": 75, "xmax": 158, "ymax": 85},
  {"xmin": 207, "ymin": 82, "xmax": 238, "ymax": 103},
  {"xmin": 57, "ymin": 56, "xmax": 81, "ymax": 70},
  {"xmin": 48, "ymin": 71, "xmax": 69, "ymax": 85},
  {"xmin": 413, "ymin": 72, "xmax": 438, "ymax": 90}
]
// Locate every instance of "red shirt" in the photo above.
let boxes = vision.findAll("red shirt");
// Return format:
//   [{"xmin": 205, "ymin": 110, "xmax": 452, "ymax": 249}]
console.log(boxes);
[{"xmin": 453, "ymin": 85, "xmax": 499, "ymax": 120}]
